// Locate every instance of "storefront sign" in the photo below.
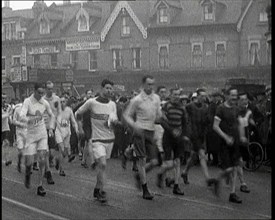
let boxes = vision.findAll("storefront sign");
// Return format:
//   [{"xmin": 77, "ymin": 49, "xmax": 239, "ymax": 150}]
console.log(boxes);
[
  {"xmin": 28, "ymin": 46, "xmax": 59, "ymax": 55},
  {"xmin": 66, "ymin": 37, "xmax": 100, "ymax": 51},
  {"xmin": 114, "ymin": 84, "xmax": 125, "ymax": 91},
  {"xmin": 65, "ymin": 69, "xmax": 74, "ymax": 81},
  {"xmin": 10, "ymin": 66, "xmax": 22, "ymax": 82},
  {"xmin": 21, "ymin": 46, "xmax": 27, "ymax": 65}
]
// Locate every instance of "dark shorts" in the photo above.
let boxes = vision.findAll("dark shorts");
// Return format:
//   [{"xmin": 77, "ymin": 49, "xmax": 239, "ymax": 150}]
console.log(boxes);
[
  {"xmin": 2, "ymin": 131, "xmax": 10, "ymax": 146},
  {"xmin": 162, "ymin": 131, "xmax": 185, "ymax": 160},
  {"xmin": 190, "ymin": 136, "xmax": 206, "ymax": 152},
  {"xmin": 133, "ymin": 130, "xmax": 158, "ymax": 160},
  {"xmin": 47, "ymin": 129, "xmax": 57, "ymax": 150},
  {"xmin": 220, "ymin": 140, "xmax": 241, "ymax": 169}
]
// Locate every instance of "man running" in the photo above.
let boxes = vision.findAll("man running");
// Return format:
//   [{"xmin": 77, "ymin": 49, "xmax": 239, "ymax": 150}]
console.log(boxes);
[
  {"xmin": 43, "ymin": 81, "xmax": 61, "ymax": 184},
  {"xmin": 181, "ymin": 88, "xmax": 219, "ymax": 190},
  {"xmin": 75, "ymin": 79, "xmax": 118, "ymax": 203},
  {"xmin": 213, "ymin": 87, "xmax": 242, "ymax": 203},
  {"xmin": 157, "ymin": 88, "xmax": 189, "ymax": 195},
  {"xmin": 12, "ymin": 98, "xmax": 27, "ymax": 172},
  {"xmin": 123, "ymin": 75, "xmax": 162, "ymax": 200},
  {"xmin": 20, "ymin": 83, "xmax": 55, "ymax": 196},
  {"xmin": 55, "ymin": 96, "xmax": 79, "ymax": 176}
]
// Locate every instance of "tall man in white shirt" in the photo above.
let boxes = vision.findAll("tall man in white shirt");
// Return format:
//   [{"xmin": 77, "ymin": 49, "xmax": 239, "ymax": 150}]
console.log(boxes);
[
  {"xmin": 75, "ymin": 79, "xmax": 118, "ymax": 203},
  {"xmin": 20, "ymin": 83, "xmax": 55, "ymax": 196},
  {"xmin": 123, "ymin": 75, "xmax": 162, "ymax": 200}
]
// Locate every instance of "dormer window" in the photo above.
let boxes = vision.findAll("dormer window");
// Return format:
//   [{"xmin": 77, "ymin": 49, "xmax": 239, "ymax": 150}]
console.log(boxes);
[
  {"xmin": 159, "ymin": 7, "xmax": 168, "ymax": 23},
  {"xmin": 78, "ymin": 15, "xmax": 89, "ymax": 32},
  {"xmin": 204, "ymin": 3, "xmax": 214, "ymax": 21},
  {"xmin": 40, "ymin": 19, "xmax": 50, "ymax": 35},
  {"xmin": 259, "ymin": 11, "xmax": 268, "ymax": 22},
  {"xmin": 121, "ymin": 16, "xmax": 130, "ymax": 36}
]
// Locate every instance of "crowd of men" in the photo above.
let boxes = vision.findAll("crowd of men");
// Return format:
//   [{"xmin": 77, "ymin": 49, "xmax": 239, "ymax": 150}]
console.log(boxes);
[{"xmin": 2, "ymin": 76, "xmax": 271, "ymax": 204}]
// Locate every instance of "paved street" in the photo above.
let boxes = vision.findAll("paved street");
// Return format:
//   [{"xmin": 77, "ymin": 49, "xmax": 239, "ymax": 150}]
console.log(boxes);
[{"xmin": 2, "ymin": 147, "xmax": 271, "ymax": 219}]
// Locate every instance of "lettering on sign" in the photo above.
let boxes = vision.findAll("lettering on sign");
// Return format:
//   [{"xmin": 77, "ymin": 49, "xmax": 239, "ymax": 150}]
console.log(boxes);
[
  {"xmin": 29, "ymin": 46, "xmax": 60, "ymax": 55},
  {"xmin": 114, "ymin": 84, "xmax": 125, "ymax": 91},
  {"xmin": 65, "ymin": 69, "xmax": 74, "ymax": 81},
  {"xmin": 28, "ymin": 69, "xmax": 38, "ymax": 82},
  {"xmin": 21, "ymin": 46, "xmax": 27, "ymax": 65},
  {"xmin": 66, "ymin": 38, "xmax": 100, "ymax": 51},
  {"xmin": 10, "ymin": 66, "xmax": 22, "ymax": 82}
]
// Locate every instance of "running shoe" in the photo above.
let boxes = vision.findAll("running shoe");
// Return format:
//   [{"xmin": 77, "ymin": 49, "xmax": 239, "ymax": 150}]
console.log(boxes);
[
  {"xmin": 37, "ymin": 186, "xmax": 46, "ymax": 197},
  {"xmin": 46, "ymin": 171, "xmax": 55, "ymax": 185},
  {"xmin": 143, "ymin": 189, "xmax": 154, "ymax": 200},
  {"xmin": 59, "ymin": 170, "xmax": 66, "ymax": 177},
  {"xmin": 5, "ymin": 160, "xmax": 12, "ymax": 166},
  {"xmin": 68, "ymin": 155, "xmax": 76, "ymax": 163},
  {"xmin": 229, "ymin": 193, "xmax": 242, "ymax": 203},
  {"xmin": 207, "ymin": 178, "xmax": 220, "ymax": 196},
  {"xmin": 240, "ymin": 185, "xmax": 250, "ymax": 193},
  {"xmin": 173, "ymin": 187, "xmax": 185, "ymax": 196},
  {"xmin": 181, "ymin": 173, "xmax": 189, "ymax": 184},
  {"xmin": 94, "ymin": 189, "xmax": 107, "ymax": 203}
]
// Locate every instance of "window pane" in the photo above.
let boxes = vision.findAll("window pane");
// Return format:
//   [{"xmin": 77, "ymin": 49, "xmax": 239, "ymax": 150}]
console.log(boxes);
[
  {"xmin": 51, "ymin": 54, "xmax": 57, "ymax": 67},
  {"xmin": 11, "ymin": 23, "xmax": 16, "ymax": 39},
  {"xmin": 90, "ymin": 51, "xmax": 97, "ymax": 70},
  {"xmin": 13, "ymin": 57, "xmax": 20, "ymax": 65}
]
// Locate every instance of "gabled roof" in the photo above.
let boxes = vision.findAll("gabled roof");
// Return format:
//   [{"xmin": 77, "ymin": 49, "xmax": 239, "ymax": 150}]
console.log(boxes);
[
  {"xmin": 101, "ymin": 1, "xmax": 147, "ymax": 42},
  {"xmin": 148, "ymin": 0, "xmax": 243, "ymax": 28}
]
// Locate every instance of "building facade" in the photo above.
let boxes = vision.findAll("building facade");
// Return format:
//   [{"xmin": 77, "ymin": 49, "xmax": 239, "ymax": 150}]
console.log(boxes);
[{"xmin": 2, "ymin": 0, "xmax": 271, "ymax": 98}]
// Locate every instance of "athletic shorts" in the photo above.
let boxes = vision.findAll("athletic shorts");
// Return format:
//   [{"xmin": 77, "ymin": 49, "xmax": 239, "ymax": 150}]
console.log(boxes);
[
  {"xmin": 24, "ymin": 137, "xmax": 48, "ymax": 156},
  {"xmin": 90, "ymin": 140, "xmax": 113, "ymax": 160},
  {"xmin": 154, "ymin": 125, "xmax": 164, "ymax": 153},
  {"xmin": 133, "ymin": 129, "xmax": 158, "ymax": 159},
  {"xmin": 1, "ymin": 131, "xmax": 10, "ymax": 146},
  {"xmin": 55, "ymin": 129, "xmax": 71, "ymax": 151},
  {"xmin": 190, "ymin": 137, "xmax": 206, "ymax": 152},
  {"xmin": 47, "ymin": 129, "xmax": 57, "ymax": 150},
  {"xmin": 16, "ymin": 131, "xmax": 26, "ymax": 150},
  {"xmin": 219, "ymin": 140, "xmax": 241, "ymax": 169},
  {"xmin": 162, "ymin": 131, "xmax": 185, "ymax": 160}
]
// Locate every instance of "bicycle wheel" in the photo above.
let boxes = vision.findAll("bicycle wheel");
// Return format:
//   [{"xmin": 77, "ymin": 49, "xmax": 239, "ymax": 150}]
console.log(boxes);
[{"xmin": 243, "ymin": 142, "xmax": 264, "ymax": 172}]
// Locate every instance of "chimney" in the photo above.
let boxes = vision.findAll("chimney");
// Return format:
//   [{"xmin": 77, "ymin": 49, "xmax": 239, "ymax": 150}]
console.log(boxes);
[
  {"xmin": 63, "ymin": 0, "xmax": 71, "ymax": 5},
  {"xmin": 4, "ymin": 0, "xmax": 10, "ymax": 8}
]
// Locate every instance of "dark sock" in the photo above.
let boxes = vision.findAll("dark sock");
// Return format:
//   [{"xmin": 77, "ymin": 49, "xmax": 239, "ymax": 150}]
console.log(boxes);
[
  {"xmin": 26, "ymin": 165, "xmax": 31, "ymax": 175},
  {"xmin": 142, "ymin": 183, "xmax": 148, "ymax": 192},
  {"xmin": 18, "ymin": 153, "xmax": 22, "ymax": 164}
]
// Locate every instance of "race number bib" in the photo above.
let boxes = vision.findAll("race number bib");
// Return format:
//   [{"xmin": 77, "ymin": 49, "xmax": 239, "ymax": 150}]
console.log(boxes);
[{"xmin": 60, "ymin": 119, "xmax": 69, "ymax": 127}]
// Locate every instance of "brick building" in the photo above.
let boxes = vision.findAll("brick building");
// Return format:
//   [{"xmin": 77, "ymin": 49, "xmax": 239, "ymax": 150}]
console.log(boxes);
[{"xmin": 2, "ymin": 0, "xmax": 271, "ymax": 98}]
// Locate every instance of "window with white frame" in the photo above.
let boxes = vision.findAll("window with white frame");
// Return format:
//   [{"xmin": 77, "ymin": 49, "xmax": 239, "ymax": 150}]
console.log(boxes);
[
  {"xmin": 89, "ymin": 51, "xmax": 97, "ymax": 71},
  {"xmin": 3, "ymin": 23, "xmax": 10, "ymax": 40},
  {"xmin": 259, "ymin": 11, "xmax": 268, "ymax": 22},
  {"xmin": 159, "ymin": 7, "xmax": 168, "ymax": 23},
  {"xmin": 70, "ymin": 52, "xmax": 78, "ymax": 68},
  {"xmin": 192, "ymin": 43, "xmax": 203, "ymax": 68},
  {"xmin": 159, "ymin": 45, "xmax": 169, "ymax": 69},
  {"xmin": 249, "ymin": 41, "xmax": 260, "ymax": 66},
  {"xmin": 132, "ymin": 48, "xmax": 141, "ymax": 69},
  {"xmin": 12, "ymin": 56, "xmax": 20, "ymax": 66},
  {"xmin": 50, "ymin": 54, "xmax": 58, "ymax": 67},
  {"xmin": 11, "ymin": 22, "xmax": 16, "ymax": 40},
  {"xmin": 112, "ymin": 49, "xmax": 122, "ymax": 70},
  {"xmin": 121, "ymin": 16, "xmax": 130, "ymax": 36},
  {"xmin": 40, "ymin": 19, "xmax": 50, "ymax": 35},
  {"xmin": 33, "ymin": 55, "xmax": 40, "ymax": 67},
  {"xmin": 204, "ymin": 4, "xmax": 214, "ymax": 21},
  {"xmin": 215, "ymin": 42, "xmax": 226, "ymax": 68},
  {"xmin": 78, "ymin": 15, "xmax": 89, "ymax": 32}
]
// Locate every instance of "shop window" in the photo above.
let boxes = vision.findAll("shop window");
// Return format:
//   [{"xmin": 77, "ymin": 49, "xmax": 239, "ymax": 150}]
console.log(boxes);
[
  {"xmin": 249, "ymin": 41, "xmax": 260, "ymax": 66},
  {"xmin": 121, "ymin": 16, "xmax": 130, "ymax": 36},
  {"xmin": 40, "ymin": 19, "xmax": 50, "ymax": 35},
  {"xmin": 159, "ymin": 45, "xmax": 169, "ymax": 69},
  {"xmin": 70, "ymin": 52, "xmax": 78, "ymax": 68},
  {"xmin": 192, "ymin": 43, "xmax": 203, "ymax": 68},
  {"xmin": 33, "ymin": 55, "xmax": 40, "ymax": 68},
  {"xmin": 12, "ymin": 56, "xmax": 20, "ymax": 66},
  {"xmin": 216, "ymin": 42, "xmax": 226, "ymax": 68},
  {"xmin": 89, "ymin": 51, "xmax": 97, "ymax": 71},
  {"xmin": 132, "ymin": 48, "xmax": 141, "ymax": 69},
  {"xmin": 112, "ymin": 49, "xmax": 122, "ymax": 70},
  {"xmin": 50, "ymin": 54, "xmax": 58, "ymax": 67},
  {"xmin": 204, "ymin": 3, "xmax": 214, "ymax": 21}
]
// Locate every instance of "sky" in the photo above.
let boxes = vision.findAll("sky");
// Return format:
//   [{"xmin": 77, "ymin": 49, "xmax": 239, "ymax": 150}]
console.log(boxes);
[{"xmin": 6, "ymin": 1, "xmax": 80, "ymax": 10}]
